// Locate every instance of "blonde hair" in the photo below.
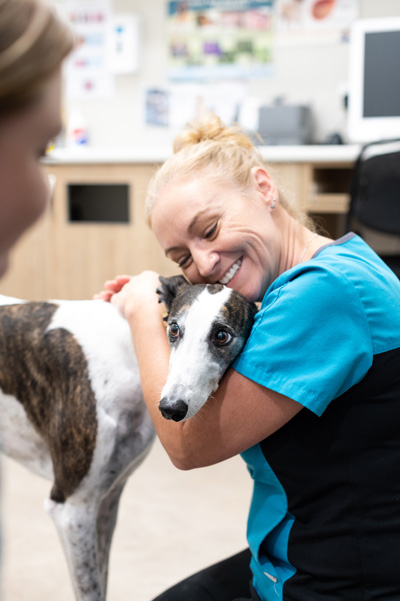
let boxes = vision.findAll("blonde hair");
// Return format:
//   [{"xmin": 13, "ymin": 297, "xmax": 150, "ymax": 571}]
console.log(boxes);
[
  {"xmin": 0, "ymin": 0, "xmax": 74, "ymax": 115},
  {"xmin": 146, "ymin": 113, "xmax": 312, "ymax": 228}
]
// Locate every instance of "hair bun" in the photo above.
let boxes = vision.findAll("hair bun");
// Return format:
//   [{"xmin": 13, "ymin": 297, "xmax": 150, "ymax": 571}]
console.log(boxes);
[{"xmin": 173, "ymin": 112, "xmax": 254, "ymax": 154}]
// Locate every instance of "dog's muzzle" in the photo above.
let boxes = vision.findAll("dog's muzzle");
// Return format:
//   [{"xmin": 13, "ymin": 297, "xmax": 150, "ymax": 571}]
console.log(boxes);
[{"xmin": 159, "ymin": 398, "xmax": 188, "ymax": 422}]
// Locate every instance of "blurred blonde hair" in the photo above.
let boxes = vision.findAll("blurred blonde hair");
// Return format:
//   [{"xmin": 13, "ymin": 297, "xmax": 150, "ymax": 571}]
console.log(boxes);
[
  {"xmin": 0, "ymin": 0, "xmax": 74, "ymax": 115},
  {"xmin": 146, "ymin": 113, "xmax": 313, "ymax": 228}
]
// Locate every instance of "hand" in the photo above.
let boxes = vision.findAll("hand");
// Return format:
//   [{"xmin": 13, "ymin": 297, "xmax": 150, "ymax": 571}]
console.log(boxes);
[
  {"xmin": 94, "ymin": 275, "xmax": 131, "ymax": 303},
  {"xmin": 95, "ymin": 270, "xmax": 162, "ymax": 321}
]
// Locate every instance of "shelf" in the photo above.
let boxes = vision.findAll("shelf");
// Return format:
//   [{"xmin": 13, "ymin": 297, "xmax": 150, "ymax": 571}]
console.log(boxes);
[{"xmin": 306, "ymin": 193, "xmax": 350, "ymax": 214}]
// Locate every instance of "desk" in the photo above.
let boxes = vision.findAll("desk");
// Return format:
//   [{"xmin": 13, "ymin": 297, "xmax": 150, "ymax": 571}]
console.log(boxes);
[
  {"xmin": 45, "ymin": 143, "xmax": 360, "ymax": 214},
  {"xmin": 0, "ymin": 145, "xmax": 360, "ymax": 300}
]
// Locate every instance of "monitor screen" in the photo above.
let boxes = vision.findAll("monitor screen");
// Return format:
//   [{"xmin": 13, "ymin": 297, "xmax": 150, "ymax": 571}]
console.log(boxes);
[{"xmin": 348, "ymin": 17, "xmax": 400, "ymax": 143}]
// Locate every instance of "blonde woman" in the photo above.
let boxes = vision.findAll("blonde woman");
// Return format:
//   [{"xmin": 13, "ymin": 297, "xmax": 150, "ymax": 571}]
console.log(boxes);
[
  {"xmin": 99, "ymin": 114, "xmax": 400, "ymax": 600},
  {"xmin": 0, "ymin": 0, "xmax": 73, "ymax": 587}
]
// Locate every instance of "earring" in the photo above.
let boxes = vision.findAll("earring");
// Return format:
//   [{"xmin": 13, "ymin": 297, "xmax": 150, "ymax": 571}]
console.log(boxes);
[{"xmin": 270, "ymin": 198, "xmax": 276, "ymax": 209}]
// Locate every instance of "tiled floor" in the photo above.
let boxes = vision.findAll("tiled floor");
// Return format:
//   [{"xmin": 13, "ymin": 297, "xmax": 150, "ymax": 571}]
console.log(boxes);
[{"xmin": 1, "ymin": 438, "xmax": 252, "ymax": 601}]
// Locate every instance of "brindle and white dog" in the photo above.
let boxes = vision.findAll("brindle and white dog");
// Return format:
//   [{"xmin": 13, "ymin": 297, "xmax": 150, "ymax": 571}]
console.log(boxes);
[{"xmin": 0, "ymin": 275, "xmax": 256, "ymax": 601}]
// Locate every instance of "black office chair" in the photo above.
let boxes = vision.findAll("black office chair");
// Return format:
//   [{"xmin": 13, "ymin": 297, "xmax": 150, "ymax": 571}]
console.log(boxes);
[{"xmin": 347, "ymin": 138, "xmax": 400, "ymax": 278}]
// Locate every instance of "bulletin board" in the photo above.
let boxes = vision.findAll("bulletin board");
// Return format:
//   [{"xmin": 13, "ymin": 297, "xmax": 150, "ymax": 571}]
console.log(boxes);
[{"xmin": 167, "ymin": 0, "xmax": 274, "ymax": 81}]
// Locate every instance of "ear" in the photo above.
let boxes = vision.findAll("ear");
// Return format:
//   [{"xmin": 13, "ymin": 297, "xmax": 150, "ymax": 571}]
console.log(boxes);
[
  {"xmin": 251, "ymin": 166, "xmax": 278, "ymax": 206},
  {"xmin": 156, "ymin": 275, "xmax": 191, "ymax": 312}
]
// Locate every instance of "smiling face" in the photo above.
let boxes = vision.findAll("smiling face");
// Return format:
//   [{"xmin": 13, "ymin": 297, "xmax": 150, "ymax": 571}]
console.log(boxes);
[
  {"xmin": 0, "ymin": 69, "xmax": 62, "ymax": 277},
  {"xmin": 151, "ymin": 169, "xmax": 282, "ymax": 302}
]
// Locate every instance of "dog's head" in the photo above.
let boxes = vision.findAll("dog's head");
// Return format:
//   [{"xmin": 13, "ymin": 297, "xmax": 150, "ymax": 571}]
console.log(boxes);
[{"xmin": 156, "ymin": 275, "xmax": 257, "ymax": 421}]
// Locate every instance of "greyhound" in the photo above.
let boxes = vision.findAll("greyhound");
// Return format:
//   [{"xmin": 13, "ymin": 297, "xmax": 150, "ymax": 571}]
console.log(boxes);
[{"xmin": 0, "ymin": 275, "xmax": 256, "ymax": 600}]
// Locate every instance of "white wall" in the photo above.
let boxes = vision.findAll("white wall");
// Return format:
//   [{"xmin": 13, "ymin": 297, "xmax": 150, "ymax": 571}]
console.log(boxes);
[{"xmin": 60, "ymin": 0, "xmax": 400, "ymax": 148}]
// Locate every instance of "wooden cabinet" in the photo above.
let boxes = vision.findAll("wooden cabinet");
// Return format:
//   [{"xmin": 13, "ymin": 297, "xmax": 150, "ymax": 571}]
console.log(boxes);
[
  {"xmin": 265, "ymin": 160, "xmax": 353, "ymax": 238},
  {"xmin": 0, "ymin": 163, "xmax": 179, "ymax": 301},
  {"xmin": 0, "ymin": 155, "xmax": 355, "ymax": 301}
]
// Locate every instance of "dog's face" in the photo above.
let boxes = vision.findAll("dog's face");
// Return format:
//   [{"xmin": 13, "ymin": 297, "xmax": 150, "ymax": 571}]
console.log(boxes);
[{"xmin": 156, "ymin": 276, "xmax": 257, "ymax": 421}]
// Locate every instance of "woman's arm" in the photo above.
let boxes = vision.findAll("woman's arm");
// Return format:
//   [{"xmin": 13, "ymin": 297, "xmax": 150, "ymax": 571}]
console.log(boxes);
[{"xmin": 98, "ymin": 272, "xmax": 302, "ymax": 470}]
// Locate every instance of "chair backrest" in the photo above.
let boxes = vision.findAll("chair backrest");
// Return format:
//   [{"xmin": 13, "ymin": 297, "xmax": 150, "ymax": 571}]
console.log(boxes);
[{"xmin": 347, "ymin": 139, "xmax": 400, "ymax": 235}]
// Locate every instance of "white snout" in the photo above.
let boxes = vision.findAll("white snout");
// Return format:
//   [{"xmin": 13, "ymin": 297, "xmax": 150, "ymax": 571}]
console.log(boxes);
[
  {"xmin": 161, "ymin": 349, "xmax": 222, "ymax": 420},
  {"xmin": 161, "ymin": 286, "xmax": 232, "ymax": 420}
]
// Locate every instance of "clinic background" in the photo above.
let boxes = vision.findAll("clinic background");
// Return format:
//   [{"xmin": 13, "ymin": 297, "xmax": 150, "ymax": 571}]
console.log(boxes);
[{"xmin": 55, "ymin": 0, "xmax": 400, "ymax": 151}]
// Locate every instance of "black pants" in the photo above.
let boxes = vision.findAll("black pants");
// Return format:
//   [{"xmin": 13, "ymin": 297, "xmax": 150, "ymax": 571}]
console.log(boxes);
[{"xmin": 152, "ymin": 548, "xmax": 261, "ymax": 601}]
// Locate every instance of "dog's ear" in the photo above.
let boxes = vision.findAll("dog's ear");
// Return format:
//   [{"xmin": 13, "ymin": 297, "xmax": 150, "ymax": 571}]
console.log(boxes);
[{"xmin": 156, "ymin": 275, "xmax": 191, "ymax": 312}]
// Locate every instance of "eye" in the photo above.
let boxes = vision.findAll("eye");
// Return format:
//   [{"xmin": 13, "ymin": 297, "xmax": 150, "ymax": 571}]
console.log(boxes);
[
  {"xmin": 168, "ymin": 322, "xmax": 180, "ymax": 340},
  {"xmin": 205, "ymin": 222, "xmax": 218, "ymax": 239},
  {"xmin": 178, "ymin": 254, "xmax": 192, "ymax": 268},
  {"xmin": 214, "ymin": 329, "xmax": 232, "ymax": 346}
]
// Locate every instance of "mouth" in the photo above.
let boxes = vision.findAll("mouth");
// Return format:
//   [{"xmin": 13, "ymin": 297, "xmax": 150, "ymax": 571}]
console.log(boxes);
[{"xmin": 218, "ymin": 258, "xmax": 242, "ymax": 286}]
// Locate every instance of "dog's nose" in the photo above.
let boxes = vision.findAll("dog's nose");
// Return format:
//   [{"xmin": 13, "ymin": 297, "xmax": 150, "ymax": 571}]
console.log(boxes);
[{"xmin": 159, "ymin": 399, "xmax": 188, "ymax": 421}]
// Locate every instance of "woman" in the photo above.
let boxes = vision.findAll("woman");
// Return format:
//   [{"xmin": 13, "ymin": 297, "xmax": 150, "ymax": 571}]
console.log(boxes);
[
  {"xmin": 0, "ymin": 0, "xmax": 73, "ymax": 277},
  {"xmin": 99, "ymin": 114, "xmax": 400, "ymax": 600},
  {"xmin": 0, "ymin": 0, "xmax": 73, "ymax": 585}
]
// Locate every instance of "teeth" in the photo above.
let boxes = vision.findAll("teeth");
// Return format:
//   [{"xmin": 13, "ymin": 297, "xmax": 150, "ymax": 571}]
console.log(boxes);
[{"xmin": 219, "ymin": 259, "xmax": 242, "ymax": 285}]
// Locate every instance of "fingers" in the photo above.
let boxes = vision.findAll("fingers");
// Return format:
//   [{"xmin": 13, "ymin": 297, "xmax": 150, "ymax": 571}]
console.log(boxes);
[
  {"xmin": 93, "ymin": 275, "xmax": 132, "ymax": 301},
  {"xmin": 104, "ymin": 275, "xmax": 131, "ymax": 292},
  {"xmin": 93, "ymin": 290, "xmax": 114, "ymax": 302}
]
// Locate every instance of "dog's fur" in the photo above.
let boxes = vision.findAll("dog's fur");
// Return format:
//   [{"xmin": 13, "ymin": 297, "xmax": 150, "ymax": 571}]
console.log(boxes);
[{"xmin": 0, "ymin": 276, "xmax": 256, "ymax": 601}]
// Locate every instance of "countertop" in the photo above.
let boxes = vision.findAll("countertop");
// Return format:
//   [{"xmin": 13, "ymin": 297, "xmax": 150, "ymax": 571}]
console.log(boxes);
[{"xmin": 44, "ymin": 144, "xmax": 361, "ymax": 165}]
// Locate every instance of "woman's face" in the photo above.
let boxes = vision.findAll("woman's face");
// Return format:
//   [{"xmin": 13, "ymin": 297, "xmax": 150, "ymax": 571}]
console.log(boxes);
[
  {"xmin": 0, "ymin": 69, "xmax": 62, "ymax": 278},
  {"xmin": 151, "ymin": 169, "xmax": 281, "ymax": 302}
]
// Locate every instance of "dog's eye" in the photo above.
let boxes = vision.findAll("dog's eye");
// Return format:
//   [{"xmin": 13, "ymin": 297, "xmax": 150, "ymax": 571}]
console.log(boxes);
[
  {"xmin": 169, "ymin": 323, "xmax": 180, "ymax": 340},
  {"xmin": 214, "ymin": 329, "xmax": 232, "ymax": 346}
]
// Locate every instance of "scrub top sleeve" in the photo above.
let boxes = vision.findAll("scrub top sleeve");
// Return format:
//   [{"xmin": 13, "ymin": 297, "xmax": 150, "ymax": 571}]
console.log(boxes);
[{"xmin": 233, "ymin": 264, "xmax": 374, "ymax": 416}]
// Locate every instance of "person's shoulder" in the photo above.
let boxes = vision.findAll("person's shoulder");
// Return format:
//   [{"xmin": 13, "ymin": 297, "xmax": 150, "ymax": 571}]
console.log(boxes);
[
  {"xmin": 268, "ymin": 233, "xmax": 399, "ymax": 306},
  {"xmin": 263, "ymin": 254, "xmax": 359, "ymax": 313},
  {"xmin": 268, "ymin": 234, "xmax": 400, "ymax": 355}
]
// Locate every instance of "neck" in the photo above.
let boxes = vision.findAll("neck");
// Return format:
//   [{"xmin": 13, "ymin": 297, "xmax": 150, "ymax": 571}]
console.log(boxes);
[
  {"xmin": 277, "ymin": 212, "xmax": 332, "ymax": 275},
  {"xmin": 277, "ymin": 215, "xmax": 310, "ymax": 273}
]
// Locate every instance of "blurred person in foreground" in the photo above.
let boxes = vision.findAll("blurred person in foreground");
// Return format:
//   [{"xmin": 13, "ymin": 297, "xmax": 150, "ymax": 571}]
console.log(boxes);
[{"xmin": 0, "ymin": 0, "xmax": 73, "ymax": 594}]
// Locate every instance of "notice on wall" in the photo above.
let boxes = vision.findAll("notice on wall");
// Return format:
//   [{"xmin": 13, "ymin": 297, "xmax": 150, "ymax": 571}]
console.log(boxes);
[
  {"xmin": 63, "ymin": 1, "xmax": 115, "ymax": 99},
  {"xmin": 167, "ymin": 0, "xmax": 274, "ymax": 81},
  {"xmin": 275, "ymin": 0, "xmax": 359, "ymax": 45},
  {"xmin": 144, "ymin": 82, "xmax": 248, "ymax": 129}
]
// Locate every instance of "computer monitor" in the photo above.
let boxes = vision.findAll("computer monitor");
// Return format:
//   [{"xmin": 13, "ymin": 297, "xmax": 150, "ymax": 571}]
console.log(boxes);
[{"xmin": 347, "ymin": 17, "xmax": 400, "ymax": 144}]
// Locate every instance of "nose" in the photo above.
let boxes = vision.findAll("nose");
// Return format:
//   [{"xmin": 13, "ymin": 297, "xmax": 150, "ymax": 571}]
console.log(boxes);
[
  {"xmin": 159, "ymin": 398, "xmax": 188, "ymax": 422},
  {"xmin": 193, "ymin": 248, "xmax": 219, "ymax": 278}
]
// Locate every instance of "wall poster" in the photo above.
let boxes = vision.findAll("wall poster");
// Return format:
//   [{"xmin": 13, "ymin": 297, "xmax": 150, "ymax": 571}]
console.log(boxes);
[
  {"xmin": 63, "ymin": 1, "xmax": 114, "ymax": 100},
  {"xmin": 167, "ymin": 0, "xmax": 274, "ymax": 81},
  {"xmin": 275, "ymin": 0, "xmax": 359, "ymax": 45}
]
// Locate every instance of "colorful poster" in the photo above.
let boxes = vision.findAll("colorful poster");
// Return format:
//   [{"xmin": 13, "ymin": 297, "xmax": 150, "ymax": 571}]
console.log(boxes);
[
  {"xmin": 167, "ymin": 0, "xmax": 273, "ymax": 81},
  {"xmin": 275, "ymin": 0, "xmax": 359, "ymax": 45}
]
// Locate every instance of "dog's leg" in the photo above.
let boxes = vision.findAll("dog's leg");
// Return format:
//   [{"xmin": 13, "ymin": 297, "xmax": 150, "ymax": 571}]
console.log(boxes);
[
  {"xmin": 96, "ymin": 480, "xmax": 126, "ymax": 598},
  {"xmin": 44, "ymin": 497, "xmax": 104, "ymax": 601}
]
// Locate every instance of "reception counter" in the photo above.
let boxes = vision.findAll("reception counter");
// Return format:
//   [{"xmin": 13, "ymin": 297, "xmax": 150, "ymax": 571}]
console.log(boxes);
[{"xmin": 0, "ymin": 145, "xmax": 360, "ymax": 301}]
